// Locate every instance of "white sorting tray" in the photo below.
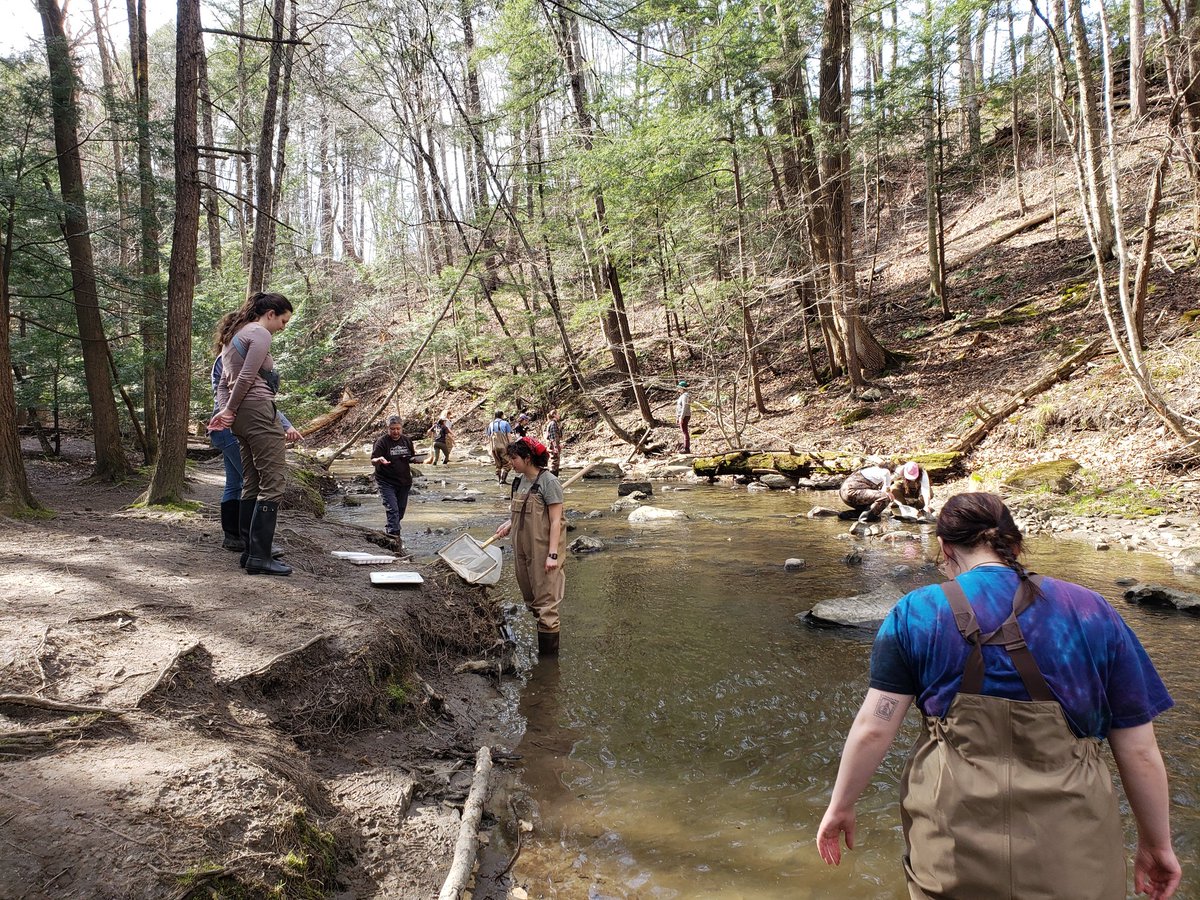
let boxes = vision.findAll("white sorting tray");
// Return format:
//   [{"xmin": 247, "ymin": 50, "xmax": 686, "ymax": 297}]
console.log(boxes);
[
  {"xmin": 370, "ymin": 571, "xmax": 424, "ymax": 586},
  {"xmin": 331, "ymin": 551, "xmax": 397, "ymax": 565}
]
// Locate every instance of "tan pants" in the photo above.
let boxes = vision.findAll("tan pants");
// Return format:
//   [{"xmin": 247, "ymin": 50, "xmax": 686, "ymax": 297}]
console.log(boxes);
[
  {"xmin": 232, "ymin": 400, "xmax": 286, "ymax": 501},
  {"xmin": 901, "ymin": 693, "xmax": 1125, "ymax": 899},
  {"xmin": 511, "ymin": 492, "xmax": 566, "ymax": 634},
  {"xmin": 490, "ymin": 436, "xmax": 510, "ymax": 479}
]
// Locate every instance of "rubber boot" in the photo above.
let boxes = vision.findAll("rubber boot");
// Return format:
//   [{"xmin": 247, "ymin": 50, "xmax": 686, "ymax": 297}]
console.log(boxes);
[
  {"xmin": 537, "ymin": 631, "xmax": 559, "ymax": 657},
  {"xmin": 238, "ymin": 499, "xmax": 255, "ymax": 568},
  {"xmin": 220, "ymin": 500, "xmax": 245, "ymax": 552},
  {"xmin": 245, "ymin": 501, "xmax": 292, "ymax": 576}
]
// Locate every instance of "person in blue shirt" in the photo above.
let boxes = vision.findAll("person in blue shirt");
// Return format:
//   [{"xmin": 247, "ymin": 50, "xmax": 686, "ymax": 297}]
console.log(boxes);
[
  {"xmin": 486, "ymin": 411, "xmax": 513, "ymax": 484},
  {"xmin": 818, "ymin": 492, "xmax": 1180, "ymax": 900}
]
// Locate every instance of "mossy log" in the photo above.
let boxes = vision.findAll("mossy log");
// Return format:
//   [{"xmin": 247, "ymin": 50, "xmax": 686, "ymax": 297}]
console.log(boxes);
[{"xmin": 693, "ymin": 449, "xmax": 963, "ymax": 483}]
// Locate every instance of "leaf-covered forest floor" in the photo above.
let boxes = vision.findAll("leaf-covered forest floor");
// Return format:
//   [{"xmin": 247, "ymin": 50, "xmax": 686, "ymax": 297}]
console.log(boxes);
[
  {"xmin": 0, "ymin": 449, "xmax": 521, "ymax": 898},
  {"xmin": 314, "ymin": 114, "xmax": 1200, "ymax": 528}
]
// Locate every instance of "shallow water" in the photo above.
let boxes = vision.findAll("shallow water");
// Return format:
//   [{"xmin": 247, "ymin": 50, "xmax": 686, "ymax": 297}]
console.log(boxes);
[{"xmin": 328, "ymin": 459, "xmax": 1200, "ymax": 899}]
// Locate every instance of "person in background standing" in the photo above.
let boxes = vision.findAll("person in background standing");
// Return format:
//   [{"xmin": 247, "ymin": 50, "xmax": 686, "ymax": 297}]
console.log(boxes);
[
  {"xmin": 486, "ymin": 411, "xmax": 513, "ymax": 483},
  {"xmin": 544, "ymin": 409, "xmax": 563, "ymax": 476},
  {"xmin": 371, "ymin": 415, "xmax": 415, "ymax": 539},
  {"xmin": 209, "ymin": 344, "xmax": 301, "ymax": 553},
  {"xmin": 514, "ymin": 413, "xmax": 531, "ymax": 438},
  {"xmin": 493, "ymin": 437, "xmax": 566, "ymax": 658},
  {"xmin": 428, "ymin": 418, "xmax": 453, "ymax": 465},
  {"xmin": 676, "ymin": 381, "xmax": 692, "ymax": 453},
  {"xmin": 207, "ymin": 291, "xmax": 294, "ymax": 576}
]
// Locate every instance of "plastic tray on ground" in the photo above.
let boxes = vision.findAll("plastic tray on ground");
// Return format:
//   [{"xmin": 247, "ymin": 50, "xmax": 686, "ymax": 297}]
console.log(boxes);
[{"xmin": 370, "ymin": 571, "xmax": 424, "ymax": 586}]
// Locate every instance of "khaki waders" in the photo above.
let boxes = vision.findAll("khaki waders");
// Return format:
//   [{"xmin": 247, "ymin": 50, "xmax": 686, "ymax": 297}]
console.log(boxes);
[
  {"xmin": 900, "ymin": 576, "xmax": 1125, "ymax": 900},
  {"xmin": 511, "ymin": 472, "xmax": 566, "ymax": 636}
]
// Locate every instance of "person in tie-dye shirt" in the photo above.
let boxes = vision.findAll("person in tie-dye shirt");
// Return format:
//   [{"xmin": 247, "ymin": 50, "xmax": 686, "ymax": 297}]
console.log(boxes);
[{"xmin": 818, "ymin": 492, "xmax": 1180, "ymax": 900}]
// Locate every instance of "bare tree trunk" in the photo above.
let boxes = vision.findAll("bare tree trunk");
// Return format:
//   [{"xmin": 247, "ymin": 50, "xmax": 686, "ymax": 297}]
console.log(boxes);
[
  {"xmin": 89, "ymin": 0, "xmax": 132, "ymax": 273},
  {"xmin": 1130, "ymin": 0, "xmax": 1148, "ymax": 119},
  {"xmin": 197, "ymin": 37, "xmax": 222, "ymax": 272},
  {"xmin": 925, "ymin": 0, "xmax": 945, "ymax": 311},
  {"xmin": 247, "ymin": 0, "xmax": 287, "ymax": 292},
  {"xmin": 0, "ymin": 201, "xmax": 40, "ymax": 513},
  {"xmin": 1048, "ymin": 0, "xmax": 1070, "ymax": 140},
  {"xmin": 461, "ymin": 0, "xmax": 499, "ymax": 291},
  {"xmin": 318, "ymin": 107, "xmax": 336, "ymax": 257},
  {"xmin": 146, "ymin": 0, "xmax": 201, "ymax": 503},
  {"xmin": 1007, "ymin": 0, "xmax": 1028, "ymax": 213},
  {"xmin": 126, "ymin": 0, "xmax": 162, "ymax": 463},
  {"xmin": 1066, "ymin": 0, "xmax": 1115, "ymax": 258},
  {"xmin": 37, "ymin": 0, "xmax": 131, "ymax": 481},
  {"xmin": 264, "ymin": 0, "xmax": 297, "ymax": 278},
  {"xmin": 958, "ymin": 11, "xmax": 982, "ymax": 155}
]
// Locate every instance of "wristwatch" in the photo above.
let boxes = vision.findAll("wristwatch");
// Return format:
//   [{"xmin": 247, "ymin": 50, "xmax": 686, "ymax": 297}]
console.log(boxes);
[{"xmin": 548, "ymin": 553, "xmax": 558, "ymax": 560}]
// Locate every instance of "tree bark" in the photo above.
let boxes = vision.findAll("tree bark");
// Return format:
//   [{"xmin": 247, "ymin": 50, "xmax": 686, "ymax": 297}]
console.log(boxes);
[
  {"xmin": 197, "ymin": 36, "xmax": 222, "ymax": 271},
  {"xmin": 1130, "ymin": 0, "xmax": 1147, "ymax": 119},
  {"xmin": 1066, "ymin": 0, "xmax": 1115, "ymax": 259},
  {"xmin": 958, "ymin": 11, "xmax": 982, "ymax": 154},
  {"xmin": 1007, "ymin": 0, "xmax": 1028, "ymax": 214},
  {"xmin": 89, "ymin": 0, "xmax": 133, "ymax": 274},
  {"xmin": 126, "ymin": 0, "xmax": 163, "ymax": 463},
  {"xmin": 0, "ymin": 202, "xmax": 40, "ymax": 514},
  {"xmin": 38, "ymin": 0, "xmax": 131, "ymax": 481},
  {"xmin": 247, "ymin": 0, "xmax": 287, "ymax": 292},
  {"xmin": 264, "ymin": 0, "xmax": 297, "ymax": 278},
  {"xmin": 146, "ymin": 0, "xmax": 202, "ymax": 505}
]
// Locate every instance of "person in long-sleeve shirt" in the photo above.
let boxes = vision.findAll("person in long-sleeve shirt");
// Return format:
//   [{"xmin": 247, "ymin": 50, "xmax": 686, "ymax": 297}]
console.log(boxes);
[{"xmin": 207, "ymin": 292, "xmax": 294, "ymax": 576}]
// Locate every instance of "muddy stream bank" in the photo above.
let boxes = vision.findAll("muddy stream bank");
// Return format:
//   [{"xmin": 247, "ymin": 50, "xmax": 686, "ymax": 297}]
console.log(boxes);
[{"xmin": 327, "ymin": 454, "xmax": 1200, "ymax": 900}]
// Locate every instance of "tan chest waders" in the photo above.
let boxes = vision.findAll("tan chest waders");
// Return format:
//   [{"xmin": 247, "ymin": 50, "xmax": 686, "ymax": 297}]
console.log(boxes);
[
  {"xmin": 510, "ymin": 472, "xmax": 567, "ymax": 635},
  {"xmin": 900, "ymin": 575, "xmax": 1125, "ymax": 900}
]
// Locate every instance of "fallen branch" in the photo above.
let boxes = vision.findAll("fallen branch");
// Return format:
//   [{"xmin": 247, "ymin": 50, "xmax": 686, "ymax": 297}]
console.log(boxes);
[
  {"xmin": 67, "ymin": 609, "xmax": 138, "ymax": 625},
  {"xmin": 301, "ymin": 396, "xmax": 358, "ymax": 437},
  {"xmin": 948, "ymin": 209, "xmax": 1055, "ymax": 273},
  {"xmin": 438, "ymin": 746, "xmax": 493, "ymax": 900},
  {"xmin": 951, "ymin": 338, "xmax": 1106, "ymax": 453},
  {"xmin": 0, "ymin": 694, "xmax": 115, "ymax": 715}
]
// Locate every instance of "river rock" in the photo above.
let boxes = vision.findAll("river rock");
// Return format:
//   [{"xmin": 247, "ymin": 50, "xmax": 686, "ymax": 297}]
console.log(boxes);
[
  {"xmin": 583, "ymin": 510, "xmax": 604, "ymax": 519},
  {"xmin": 796, "ymin": 476, "xmax": 844, "ymax": 490},
  {"xmin": 760, "ymin": 473, "xmax": 796, "ymax": 490},
  {"xmin": 568, "ymin": 536, "xmax": 606, "ymax": 553},
  {"xmin": 1003, "ymin": 459, "xmax": 1081, "ymax": 494},
  {"xmin": 1124, "ymin": 584, "xmax": 1200, "ymax": 613},
  {"xmin": 611, "ymin": 497, "xmax": 640, "ymax": 512},
  {"xmin": 747, "ymin": 482, "xmax": 769, "ymax": 493},
  {"xmin": 1172, "ymin": 547, "xmax": 1200, "ymax": 574},
  {"xmin": 618, "ymin": 480, "xmax": 653, "ymax": 497},
  {"xmin": 843, "ymin": 548, "xmax": 864, "ymax": 566},
  {"xmin": 807, "ymin": 505, "xmax": 841, "ymax": 518},
  {"xmin": 628, "ymin": 506, "xmax": 688, "ymax": 524},
  {"xmin": 784, "ymin": 558, "xmax": 807, "ymax": 571},
  {"xmin": 878, "ymin": 531, "xmax": 918, "ymax": 543},
  {"xmin": 583, "ymin": 462, "xmax": 624, "ymax": 479},
  {"xmin": 629, "ymin": 491, "xmax": 650, "ymax": 501},
  {"xmin": 801, "ymin": 586, "xmax": 903, "ymax": 628}
]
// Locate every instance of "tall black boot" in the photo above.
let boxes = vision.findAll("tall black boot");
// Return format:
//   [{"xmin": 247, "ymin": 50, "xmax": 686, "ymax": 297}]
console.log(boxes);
[
  {"xmin": 245, "ymin": 501, "xmax": 292, "ymax": 576},
  {"xmin": 238, "ymin": 499, "xmax": 255, "ymax": 568},
  {"xmin": 537, "ymin": 631, "xmax": 559, "ymax": 657},
  {"xmin": 220, "ymin": 500, "xmax": 245, "ymax": 552}
]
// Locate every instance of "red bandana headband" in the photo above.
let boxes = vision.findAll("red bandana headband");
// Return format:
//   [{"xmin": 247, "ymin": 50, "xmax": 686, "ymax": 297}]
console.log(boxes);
[{"xmin": 520, "ymin": 436, "xmax": 547, "ymax": 456}]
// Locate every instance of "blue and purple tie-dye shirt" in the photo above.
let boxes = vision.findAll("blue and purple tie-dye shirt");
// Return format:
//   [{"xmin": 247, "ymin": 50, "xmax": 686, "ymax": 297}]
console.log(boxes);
[{"xmin": 869, "ymin": 565, "xmax": 1173, "ymax": 739}]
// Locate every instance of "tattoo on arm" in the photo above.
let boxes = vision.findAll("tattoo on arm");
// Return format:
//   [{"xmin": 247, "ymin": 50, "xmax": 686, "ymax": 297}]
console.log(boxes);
[{"xmin": 874, "ymin": 696, "xmax": 899, "ymax": 721}]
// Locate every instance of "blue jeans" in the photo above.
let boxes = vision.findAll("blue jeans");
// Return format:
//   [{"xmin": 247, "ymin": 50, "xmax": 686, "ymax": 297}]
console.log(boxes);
[
  {"xmin": 378, "ymin": 481, "xmax": 410, "ymax": 534},
  {"xmin": 211, "ymin": 426, "xmax": 243, "ymax": 502}
]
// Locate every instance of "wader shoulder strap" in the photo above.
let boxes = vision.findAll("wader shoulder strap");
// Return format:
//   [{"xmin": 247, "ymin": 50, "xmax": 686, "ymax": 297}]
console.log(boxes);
[
  {"xmin": 515, "ymin": 470, "xmax": 546, "ymax": 525},
  {"xmin": 941, "ymin": 575, "xmax": 1054, "ymax": 702}
]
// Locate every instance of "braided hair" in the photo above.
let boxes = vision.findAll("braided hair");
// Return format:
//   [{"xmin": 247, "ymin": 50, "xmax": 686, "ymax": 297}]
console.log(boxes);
[{"xmin": 936, "ymin": 493, "xmax": 1034, "ymax": 584}]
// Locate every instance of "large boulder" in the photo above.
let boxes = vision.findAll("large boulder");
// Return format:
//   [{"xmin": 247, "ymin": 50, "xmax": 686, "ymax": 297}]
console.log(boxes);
[
  {"xmin": 807, "ymin": 505, "xmax": 841, "ymax": 518},
  {"xmin": 568, "ymin": 535, "xmax": 606, "ymax": 553},
  {"xmin": 1171, "ymin": 548, "xmax": 1200, "ymax": 574},
  {"xmin": 1003, "ymin": 459, "xmax": 1081, "ymax": 494},
  {"xmin": 760, "ymin": 473, "xmax": 796, "ymax": 490},
  {"xmin": 628, "ymin": 506, "xmax": 688, "ymax": 524},
  {"xmin": 583, "ymin": 461, "xmax": 624, "ymax": 479},
  {"xmin": 801, "ymin": 587, "xmax": 902, "ymax": 628},
  {"xmin": 1124, "ymin": 584, "xmax": 1200, "ymax": 614},
  {"xmin": 618, "ymin": 480, "xmax": 653, "ymax": 497}
]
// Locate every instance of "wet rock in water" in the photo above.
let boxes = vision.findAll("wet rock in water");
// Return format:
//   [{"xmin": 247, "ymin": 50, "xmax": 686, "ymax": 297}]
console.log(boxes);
[
  {"xmin": 618, "ymin": 480, "xmax": 653, "ymax": 497},
  {"xmin": 628, "ymin": 505, "xmax": 688, "ymax": 524},
  {"xmin": 797, "ymin": 476, "xmax": 845, "ymax": 490},
  {"xmin": 843, "ymin": 548, "xmax": 864, "ymax": 566},
  {"xmin": 784, "ymin": 558, "xmax": 807, "ymax": 572},
  {"xmin": 1124, "ymin": 584, "xmax": 1200, "ymax": 614},
  {"xmin": 1003, "ymin": 459, "xmax": 1081, "ymax": 494},
  {"xmin": 341, "ymin": 495, "xmax": 361, "ymax": 507},
  {"xmin": 568, "ymin": 536, "xmax": 606, "ymax": 553},
  {"xmin": 747, "ymin": 482, "xmax": 769, "ymax": 493},
  {"xmin": 834, "ymin": 533, "xmax": 855, "ymax": 542},
  {"xmin": 584, "ymin": 462, "xmax": 624, "ymax": 479},
  {"xmin": 801, "ymin": 586, "xmax": 902, "ymax": 628},
  {"xmin": 892, "ymin": 564, "xmax": 914, "ymax": 577},
  {"xmin": 807, "ymin": 505, "xmax": 841, "ymax": 518},
  {"xmin": 878, "ymin": 531, "xmax": 918, "ymax": 543},
  {"xmin": 1172, "ymin": 547, "xmax": 1200, "ymax": 574},
  {"xmin": 441, "ymin": 494, "xmax": 477, "ymax": 503},
  {"xmin": 760, "ymin": 473, "xmax": 796, "ymax": 490},
  {"xmin": 629, "ymin": 491, "xmax": 650, "ymax": 501},
  {"xmin": 1094, "ymin": 540, "xmax": 1110, "ymax": 551},
  {"xmin": 1115, "ymin": 576, "xmax": 1138, "ymax": 586},
  {"xmin": 611, "ymin": 497, "xmax": 640, "ymax": 512},
  {"xmin": 583, "ymin": 510, "xmax": 604, "ymax": 519}
]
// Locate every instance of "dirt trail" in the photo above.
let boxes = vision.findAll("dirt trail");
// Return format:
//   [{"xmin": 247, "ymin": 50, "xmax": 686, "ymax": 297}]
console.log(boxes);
[{"xmin": 0, "ymin": 451, "xmax": 516, "ymax": 899}]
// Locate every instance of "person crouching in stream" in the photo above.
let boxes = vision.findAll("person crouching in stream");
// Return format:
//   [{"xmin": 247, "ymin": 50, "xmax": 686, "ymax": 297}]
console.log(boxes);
[
  {"xmin": 371, "ymin": 415, "xmax": 415, "ymax": 541},
  {"xmin": 493, "ymin": 437, "xmax": 566, "ymax": 657}
]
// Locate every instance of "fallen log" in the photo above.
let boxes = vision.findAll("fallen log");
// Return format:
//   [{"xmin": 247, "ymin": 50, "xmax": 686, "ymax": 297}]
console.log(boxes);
[
  {"xmin": 301, "ymin": 395, "xmax": 358, "ymax": 436},
  {"xmin": 438, "ymin": 745, "xmax": 493, "ymax": 900},
  {"xmin": 951, "ymin": 338, "xmax": 1106, "ymax": 453},
  {"xmin": 948, "ymin": 209, "xmax": 1055, "ymax": 274}
]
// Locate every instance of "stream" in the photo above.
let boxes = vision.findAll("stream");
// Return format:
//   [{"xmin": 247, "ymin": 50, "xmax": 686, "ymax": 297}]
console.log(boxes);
[{"xmin": 327, "ymin": 456, "xmax": 1200, "ymax": 899}]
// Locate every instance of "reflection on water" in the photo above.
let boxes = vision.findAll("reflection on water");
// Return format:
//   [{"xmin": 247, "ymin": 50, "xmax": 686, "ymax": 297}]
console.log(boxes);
[{"xmin": 329, "ymin": 463, "xmax": 1200, "ymax": 899}]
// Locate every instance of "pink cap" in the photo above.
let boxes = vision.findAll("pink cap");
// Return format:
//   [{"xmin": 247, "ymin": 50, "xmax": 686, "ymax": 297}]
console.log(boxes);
[{"xmin": 902, "ymin": 461, "xmax": 920, "ymax": 480}]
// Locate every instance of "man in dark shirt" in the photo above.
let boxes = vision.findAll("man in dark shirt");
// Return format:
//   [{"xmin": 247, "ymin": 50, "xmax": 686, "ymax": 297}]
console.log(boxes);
[{"xmin": 371, "ymin": 416, "xmax": 415, "ymax": 537}]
